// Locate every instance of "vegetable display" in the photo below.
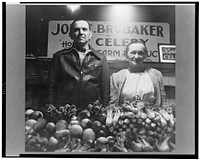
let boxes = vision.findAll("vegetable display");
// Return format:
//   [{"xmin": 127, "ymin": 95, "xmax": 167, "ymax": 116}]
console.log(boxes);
[{"xmin": 25, "ymin": 100, "xmax": 176, "ymax": 152}]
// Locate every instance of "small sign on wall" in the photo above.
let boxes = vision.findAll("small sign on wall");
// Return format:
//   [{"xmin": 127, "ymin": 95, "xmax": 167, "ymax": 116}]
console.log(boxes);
[{"xmin": 158, "ymin": 44, "xmax": 176, "ymax": 63}]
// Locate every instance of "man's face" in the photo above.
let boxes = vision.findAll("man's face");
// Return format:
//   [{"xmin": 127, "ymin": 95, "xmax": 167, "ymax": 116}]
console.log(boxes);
[
  {"xmin": 70, "ymin": 20, "xmax": 92, "ymax": 46},
  {"xmin": 126, "ymin": 43, "xmax": 147, "ymax": 67}
]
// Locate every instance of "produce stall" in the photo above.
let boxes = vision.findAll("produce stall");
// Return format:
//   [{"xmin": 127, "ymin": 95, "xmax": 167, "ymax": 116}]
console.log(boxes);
[
  {"xmin": 25, "ymin": 100, "xmax": 175, "ymax": 152},
  {"xmin": 25, "ymin": 4, "xmax": 176, "ymax": 153}
]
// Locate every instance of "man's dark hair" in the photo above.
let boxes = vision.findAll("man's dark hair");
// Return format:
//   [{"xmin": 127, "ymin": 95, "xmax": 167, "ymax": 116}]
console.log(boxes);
[{"xmin": 125, "ymin": 39, "xmax": 148, "ymax": 57}]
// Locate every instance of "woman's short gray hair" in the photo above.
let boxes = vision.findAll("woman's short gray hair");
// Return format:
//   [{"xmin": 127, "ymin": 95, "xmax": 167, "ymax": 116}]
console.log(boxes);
[{"xmin": 124, "ymin": 39, "xmax": 148, "ymax": 57}]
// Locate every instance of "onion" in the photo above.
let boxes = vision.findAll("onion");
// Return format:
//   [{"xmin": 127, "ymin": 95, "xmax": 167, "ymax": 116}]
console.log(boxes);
[
  {"xmin": 153, "ymin": 131, "xmax": 158, "ymax": 137},
  {"xmin": 124, "ymin": 118, "xmax": 131, "ymax": 124},
  {"xmin": 150, "ymin": 123, "xmax": 156, "ymax": 128},
  {"xmin": 156, "ymin": 127, "xmax": 162, "ymax": 132},
  {"xmin": 129, "ymin": 123, "xmax": 134, "ymax": 128},
  {"xmin": 131, "ymin": 118, "xmax": 137, "ymax": 123},
  {"xmin": 131, "ymin": 141, "xmax": 143, "ymax": 152},
  {"xmin": 138, "ymin": 128, "xmax": 146, "ymax": 135},
  {"xmin": 155, "ymin": 136, "xmax": 170, "ymax": 152},
  {"xmin": 109, "ymin": 126, "xmax": 114, "ymax": 132},
  {"xmin": 140, "ymin": 113, "xmax": 148, "ymax": 119},
  {"xmin": 132, "ymin": 128, "xmax": 138, "ymax": 134},
  {"xmin": 137, "ymin": 118, "xmax": 143, "ymax": 124},
  {"xmin": 126, "ymin": 127, "xmax": 131, "ymax": 133},
  {"xmin": 145, "ymin": 118, "xmax": 151, "ymax": 124},
  {"xmin": 118, "ymin": 119, "xmax": 124, "ymax": 126},
  {"xmin": 140, "ymin": 137, "xmax": 153, "ymax": 152},
  {"xmin": 145, "ymin": 124, "xmax": 151, "ymax": 130},
  {"xmin": 122, "ymin": 124, "xmax": 127, "ymax": 129},
  {"xmin": 115, "ymin": 124, "xmax": 119, "ymax": 129},
  {"xmin": 147, "ymin": 130, "xmax": 154, "ymax": 136},
  {"xmin": 113, "ymin": 130, "xmax": 118, "ymax": 135}
]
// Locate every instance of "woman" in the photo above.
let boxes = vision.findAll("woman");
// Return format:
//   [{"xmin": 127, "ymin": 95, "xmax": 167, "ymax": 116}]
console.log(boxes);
[{"xmin": 110, "ymin": 40, "xmax": 167, "ymax": 107}]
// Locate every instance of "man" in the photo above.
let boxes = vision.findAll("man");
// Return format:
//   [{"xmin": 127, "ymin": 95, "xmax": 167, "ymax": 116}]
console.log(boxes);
[{"xmin": 48, "ymin": 20, "xmax": 110, "ymax": 111}]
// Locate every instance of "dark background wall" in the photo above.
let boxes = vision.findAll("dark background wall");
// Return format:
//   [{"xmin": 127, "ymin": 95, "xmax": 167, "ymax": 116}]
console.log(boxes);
[{"xmin": 26, "ymin": 5, "xmax": 175, "ymax": 57}]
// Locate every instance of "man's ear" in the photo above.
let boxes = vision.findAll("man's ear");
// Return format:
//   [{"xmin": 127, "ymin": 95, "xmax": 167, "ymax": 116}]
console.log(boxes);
[
  {"xmin": 89, "ymin": 31, "xmax": 93, "ymax": 40},
  {"xmin": 69, "ymin": 31, "xmax": 73, "ymax": 40}
]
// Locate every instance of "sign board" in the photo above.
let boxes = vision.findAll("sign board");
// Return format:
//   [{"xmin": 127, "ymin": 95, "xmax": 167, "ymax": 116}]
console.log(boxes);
[
  {"xmin": 158, "ymin": 44, "xmax": 176, "ymax": 63},
  {"xmin": 47, "ymin": 21, "xmax": 170, "ymax": 62}
]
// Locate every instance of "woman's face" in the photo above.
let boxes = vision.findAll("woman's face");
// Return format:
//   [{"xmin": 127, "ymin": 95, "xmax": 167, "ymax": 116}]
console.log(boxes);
[{"xmin": 126, "ymin": 43, "xmax": 147, "ymax": 67}]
